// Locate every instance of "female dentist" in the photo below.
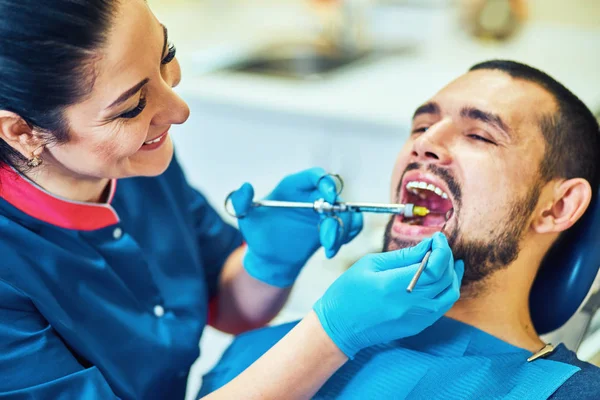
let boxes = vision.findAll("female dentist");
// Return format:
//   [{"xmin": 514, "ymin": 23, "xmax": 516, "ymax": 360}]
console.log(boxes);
[{"xmin": 0, "ymin": 1, "xmax": 463, "ymax": 399}]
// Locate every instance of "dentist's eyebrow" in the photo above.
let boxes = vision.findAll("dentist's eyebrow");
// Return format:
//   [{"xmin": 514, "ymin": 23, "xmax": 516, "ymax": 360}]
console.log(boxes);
[
  {"xmin": 106, "ymin": 78, "xmax": 150, "ymax": 110},
  {"xmin": 413, "ymin": 102, "xmax": 441, "ymax": 120},
  {"xmin": 460, "ymin": 106, "xmax": 512, "ymax": 140}
]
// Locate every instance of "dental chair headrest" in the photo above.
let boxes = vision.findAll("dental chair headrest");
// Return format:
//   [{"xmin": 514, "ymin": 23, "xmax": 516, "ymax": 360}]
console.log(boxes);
[{"xmin": 531, "ymin": 188, "xmax": 600, "ymax": 334}]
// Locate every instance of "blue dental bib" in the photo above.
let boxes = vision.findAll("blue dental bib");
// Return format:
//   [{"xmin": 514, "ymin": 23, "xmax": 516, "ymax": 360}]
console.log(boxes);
[{"xmin": 200, "ymin": 317, "xmax": 579, "ymax": 399}]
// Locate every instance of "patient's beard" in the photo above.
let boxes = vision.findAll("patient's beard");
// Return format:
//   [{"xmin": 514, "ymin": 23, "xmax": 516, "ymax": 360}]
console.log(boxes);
[{"xmin": 383, "ymin": 181, "xmax": 543, "ymax": 296}]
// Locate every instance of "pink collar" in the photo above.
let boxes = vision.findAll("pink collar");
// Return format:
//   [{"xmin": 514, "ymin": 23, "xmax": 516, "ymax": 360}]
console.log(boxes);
[{"xmin": 0, "ymin": 166, "xmax": 119, "ymax": 231}]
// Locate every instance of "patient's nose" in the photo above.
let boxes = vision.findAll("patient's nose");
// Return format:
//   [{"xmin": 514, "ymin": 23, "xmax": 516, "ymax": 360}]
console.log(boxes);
[{"xmin": 411, "ymin": 120, "xmax": 453, "ymax": 165}]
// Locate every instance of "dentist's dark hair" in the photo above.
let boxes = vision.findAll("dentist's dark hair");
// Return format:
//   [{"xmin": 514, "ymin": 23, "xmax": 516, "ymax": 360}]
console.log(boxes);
[
  {"xmin": 0, "ymin": 0, "xmax": 117, "ymax": 172},
  {"xmin": 470, "ymin": 60, "xmax": 600, "ymax": 196}
]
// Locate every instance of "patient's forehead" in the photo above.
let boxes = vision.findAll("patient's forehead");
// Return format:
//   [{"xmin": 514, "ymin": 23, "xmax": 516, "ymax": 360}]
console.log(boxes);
[{"xmin": 431, "ymin": 70, "xmax": 557, "ymax": 144}]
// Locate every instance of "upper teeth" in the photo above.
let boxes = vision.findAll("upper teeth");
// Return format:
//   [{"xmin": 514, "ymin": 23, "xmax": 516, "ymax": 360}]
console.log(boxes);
[
  {"xmin": 406, "ymin": 181, "xmax": 449, "ymax": 199},
  {"xmin": 144, "ymin": 136, "xmax": 162, "ymax": 145}
]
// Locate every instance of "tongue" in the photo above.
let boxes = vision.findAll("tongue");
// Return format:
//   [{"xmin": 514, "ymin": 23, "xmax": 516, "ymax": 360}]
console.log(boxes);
[
  {"xmin": 405, "ymin": 190, "xmax": 453, "ymax": 227},
  {"xmin": 422, "ymin": 213, "xmax": 447, "ymax": 227}
]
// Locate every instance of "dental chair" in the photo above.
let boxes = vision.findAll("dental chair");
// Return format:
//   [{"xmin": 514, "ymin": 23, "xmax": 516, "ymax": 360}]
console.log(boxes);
[{"xmin": 531, "ymin": 188, "xmax": 600, "ymax": 351}]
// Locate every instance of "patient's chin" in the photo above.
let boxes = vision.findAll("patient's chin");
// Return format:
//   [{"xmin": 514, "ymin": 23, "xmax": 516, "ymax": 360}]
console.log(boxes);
[
  {"xmin": 382, "ymin": 217, "xmax": 419, "ymax": 252},
  {"xmin": 383, "ymin": 238, "xmax": 418, "ymax": 252}
]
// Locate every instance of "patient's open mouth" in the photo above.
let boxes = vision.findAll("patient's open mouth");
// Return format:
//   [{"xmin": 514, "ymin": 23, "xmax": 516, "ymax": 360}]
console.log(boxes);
[
  {"xmin": 403, "ymin": 180, "xmax": 454, "ymax": 226},
  {"xmin": 392, "ymin": 172, "xmax": 456, "ymax": 238}
]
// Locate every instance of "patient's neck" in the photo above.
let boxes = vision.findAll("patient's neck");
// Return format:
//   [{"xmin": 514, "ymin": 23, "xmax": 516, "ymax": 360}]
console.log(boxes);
[{"xmin": 445, "ymin": 247, "xmax": 547, "ymax": 353}]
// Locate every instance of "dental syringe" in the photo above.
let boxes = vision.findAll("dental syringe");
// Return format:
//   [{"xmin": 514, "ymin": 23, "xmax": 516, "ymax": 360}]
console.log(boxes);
[
  {"xmin": 225, "ymin": 197, "xmax": 437, "ymax": 219},
  {"xmin": 224, "ymin": 172, "xmax": 448, "ymax": 219},
  {"xmin": 251, "ymin": 199, "xmax": 432, "ymax": 218}
]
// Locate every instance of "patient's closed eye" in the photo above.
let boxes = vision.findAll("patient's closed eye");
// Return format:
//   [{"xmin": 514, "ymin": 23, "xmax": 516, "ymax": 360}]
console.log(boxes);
[
  {"xmin": 467, "ymin": 134, "xmax": 496, "ymax": 145},
  {"xmin": 412, "ymin": 127, "xmax": 429, "ymax": 134}
]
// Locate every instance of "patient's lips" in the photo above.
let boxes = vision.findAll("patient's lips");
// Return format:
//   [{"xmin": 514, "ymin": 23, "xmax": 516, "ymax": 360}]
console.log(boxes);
[{"xmin": 392, "ymin": 171, "xmax": 457, "ymax": 239}]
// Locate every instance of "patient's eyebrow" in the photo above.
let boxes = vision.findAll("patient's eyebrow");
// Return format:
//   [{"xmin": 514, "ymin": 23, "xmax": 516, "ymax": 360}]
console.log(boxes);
[
  {"xmin": 461, "ymin": 106, "xmax": 512, "ymax": 140},
  {"xmin": 413, "ymin": 101, "xmax": 440, "ymax": 120},
  {"xmin": 412, "ymin": 102, "xmax": 440, "ymax": 120}
]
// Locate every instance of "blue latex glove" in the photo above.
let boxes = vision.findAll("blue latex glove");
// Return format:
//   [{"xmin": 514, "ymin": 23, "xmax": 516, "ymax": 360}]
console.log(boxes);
[
  {"xmin": 230, "ymin": 168, "xmax": 363, "ymax": 288},
  {"xmin": 313, "ymin": 232, "xmax": 464, "ymax": 359}
]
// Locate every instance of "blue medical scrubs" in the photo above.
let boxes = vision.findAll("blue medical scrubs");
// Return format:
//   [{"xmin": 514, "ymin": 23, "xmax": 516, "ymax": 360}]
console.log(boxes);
[{"xmin": 0, "ymin": 156, "xmax": 242, "ymax": 399}]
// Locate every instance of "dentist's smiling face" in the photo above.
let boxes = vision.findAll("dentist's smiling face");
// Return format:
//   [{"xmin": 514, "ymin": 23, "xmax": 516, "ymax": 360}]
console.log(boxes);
[
  {"xmin": 43, "ymin": 0, "xmax": 190, "ymax": 180},
  {"xmin": 384, "ymin": 69, "xmax": 557, "ymax": 288}
]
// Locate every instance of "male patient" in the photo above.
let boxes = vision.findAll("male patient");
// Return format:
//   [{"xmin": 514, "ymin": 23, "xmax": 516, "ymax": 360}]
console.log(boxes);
[{"xmin": 199, "ymin": 60, "xmax": 600, "ymax": 399}]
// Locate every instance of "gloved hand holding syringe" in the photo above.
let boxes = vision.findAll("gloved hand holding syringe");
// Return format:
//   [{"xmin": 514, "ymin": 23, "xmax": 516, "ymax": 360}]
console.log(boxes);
[{"xmin": 225, "ymin": 173, "xmax": 452, "ymax": 292}]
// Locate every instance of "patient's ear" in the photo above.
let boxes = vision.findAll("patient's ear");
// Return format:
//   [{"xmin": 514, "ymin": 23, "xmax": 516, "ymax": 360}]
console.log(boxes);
[{"xmin": 533, "ymin": 178, "xmax": 592, "ymax": 234}]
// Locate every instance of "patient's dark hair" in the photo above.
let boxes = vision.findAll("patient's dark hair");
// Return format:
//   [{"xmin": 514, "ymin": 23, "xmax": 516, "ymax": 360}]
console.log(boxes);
[
  {"xmin": 470, "ymin": 60, "xmax": 600, "ymax": 196},
  {"xmin": 0, "ymin": 0, "xmax": 117, "ymax": 172}
]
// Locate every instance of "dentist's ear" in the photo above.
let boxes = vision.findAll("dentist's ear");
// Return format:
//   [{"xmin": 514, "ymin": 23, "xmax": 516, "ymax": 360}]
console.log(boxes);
[
  {"xmin": 533, "ymin": 178, "xmax": 592, "ymax": 234},
  {"xmin": 0, "ymin": 110, "xmax": 39, "ymax": 159}
]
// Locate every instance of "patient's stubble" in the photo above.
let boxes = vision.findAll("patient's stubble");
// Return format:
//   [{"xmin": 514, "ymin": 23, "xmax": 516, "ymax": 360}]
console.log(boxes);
[{"xmin": 383, "ymin": 167, "xmax": 543, "ymax": 297}]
